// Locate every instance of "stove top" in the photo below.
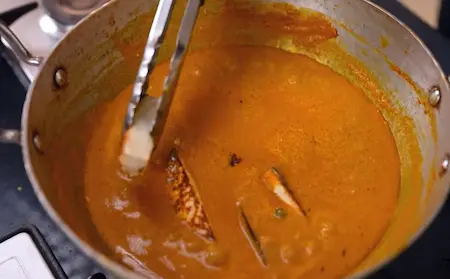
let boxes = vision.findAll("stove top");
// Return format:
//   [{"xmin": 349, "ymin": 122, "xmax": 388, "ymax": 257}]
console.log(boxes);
[{"xmin": 0, "ymin": 1, "xmax": 450, "ymax": 279}]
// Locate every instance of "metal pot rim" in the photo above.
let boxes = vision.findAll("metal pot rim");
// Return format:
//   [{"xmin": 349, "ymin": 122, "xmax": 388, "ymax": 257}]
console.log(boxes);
[
  {"xmin": 20, "ymin": 0, "xmax": 450, "ymax": 278},
  {"xmin": 344, "ymin": 2, "xmax": 450, "ymax": 278}
]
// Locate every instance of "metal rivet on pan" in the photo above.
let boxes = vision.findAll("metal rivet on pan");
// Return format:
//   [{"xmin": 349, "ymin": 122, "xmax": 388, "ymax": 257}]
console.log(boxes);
[
  {"xmin": 428, "ymin": 86, "xmax": 441, "ymax": 107},
  {"xmin": 54, "ymin": 67, "xmax": 68, "ymax": 89},
  {"xmin": 440, "ymin": 154, "xmax": 450, "ymax": 176},
  {"xmin": 32, "ymin": 131, "xmax": 44, "ymax": 154}
]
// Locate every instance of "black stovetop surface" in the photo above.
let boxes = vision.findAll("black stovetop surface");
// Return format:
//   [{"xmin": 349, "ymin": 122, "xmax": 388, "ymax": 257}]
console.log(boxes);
[{"xmin": 1, "ymin": 1, "xmax": 450, "ymax": 278}]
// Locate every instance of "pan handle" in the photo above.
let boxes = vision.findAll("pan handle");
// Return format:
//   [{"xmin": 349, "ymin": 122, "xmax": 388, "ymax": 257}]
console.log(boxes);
[
  {"xmin": 0, "ymin": 4, "xmax": 43, "ymax": 145},
  {"xmin": 0, "ymin": 20, "xmax": 43, "ymax": 66}
]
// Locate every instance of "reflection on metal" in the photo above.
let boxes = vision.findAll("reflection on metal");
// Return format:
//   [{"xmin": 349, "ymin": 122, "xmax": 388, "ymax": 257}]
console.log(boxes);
[
  {"xmin": 440, "ymin": 154, "xmax": 450, "ymax": 176},
  {"xmin": 32, "ymin": 131, "xmax": 44, "ymax": 153},
  {"xmin": 121, "ymin": 0, "xmax": 203, "ymax": 173},
  {"xmin": 39, "ymin": 14, "xmax": 71, "ymax": 41},
  {"xmin": 41, "ymin": 0, "xmax": 111, "ymax": 26},
  {"xmin": 0, "ymin": 129, "xmax": 21, "ymax": 145},
  {"xmin": 428, "ymin": 85, "xmax": 441, "ymax": 107},
  {"xmin": 54, "ymin": 67, "xmax": 68, "ymax": 89},
  {"xmin": 124, "ymin": 0, "xmax": 203, "ymax": 133},
  {"xmin": 124, "ymin": 0, "xmax": 177, "ymax": 132},
  {"xmin": 0, "ymin": 20, "xmax": 43, "ymax": 66}
]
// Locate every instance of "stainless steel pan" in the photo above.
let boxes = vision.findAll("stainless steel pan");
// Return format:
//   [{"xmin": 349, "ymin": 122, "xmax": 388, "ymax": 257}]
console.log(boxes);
[{"xmin": 1, "ymin": 0, "xmax": 449, "ymax": 278}]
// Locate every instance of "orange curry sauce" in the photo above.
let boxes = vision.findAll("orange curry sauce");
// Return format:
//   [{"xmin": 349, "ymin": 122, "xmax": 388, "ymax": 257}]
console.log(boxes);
[{"xmin": 50, "ymin": 2, "xmax": 400, "ymax": 279}]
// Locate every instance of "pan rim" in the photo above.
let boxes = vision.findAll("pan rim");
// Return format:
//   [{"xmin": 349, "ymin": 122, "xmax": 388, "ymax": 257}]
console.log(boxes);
[{"xmin": 21, "ymin": 0, "xmax": 450, "ymax": 278}]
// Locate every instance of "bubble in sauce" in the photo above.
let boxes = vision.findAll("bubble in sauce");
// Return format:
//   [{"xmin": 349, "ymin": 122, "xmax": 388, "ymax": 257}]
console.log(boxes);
[
  {"xmin": 183, "ymin": 240, "xmax": 205, "ymax": 253},
  {"xmin": 311, "ymin": 211, "xmax": 339, "ymax": 241},
  {"xmin": 174, "ymin": 137, "xmax": 181, "ymax": 146},
  {"xmin": 204, "ymin": 245, "xmax": 227, "ymax": 267},
  {"xmin": 302, "ymin": 240, "xmax": 316, "ymax": 258},
  {"xmin": 167, "ymin": 232, "xmax": 181, "ymax": 242},
  {"xmin": 126, "ymin": 235, "xmax": 151, "ymax": 256},
  {"xmin": 318, "ymin": 221, "xmax": 335, "ymax": 239},
  {"xmin": 280, "ymin": 244, "xmax": 299, "ymax": 264},
  {"xmin": 164, "ymin": 232, "xmax": 182, "ymax": 249},
  {"xmin": 280, "ymin": 239, "xmax": 321, "ymax": 265}
]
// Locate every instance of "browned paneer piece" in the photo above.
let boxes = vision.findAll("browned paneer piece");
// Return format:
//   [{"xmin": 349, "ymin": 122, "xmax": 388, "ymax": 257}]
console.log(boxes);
[{"xmin": 166, "ymin": 149, "xmax": 215, "ymax": 241}]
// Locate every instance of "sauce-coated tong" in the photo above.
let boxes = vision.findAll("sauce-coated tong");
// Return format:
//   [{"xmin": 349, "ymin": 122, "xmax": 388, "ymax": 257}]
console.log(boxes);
[{"xmin": 120, "ymin": 0, "xmax": 203, "ymax": 176}]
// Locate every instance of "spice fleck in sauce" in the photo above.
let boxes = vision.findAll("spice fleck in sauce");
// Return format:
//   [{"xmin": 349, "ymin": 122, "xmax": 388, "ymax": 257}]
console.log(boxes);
[{"xmin": 51, "ymin": 46, "xmax": 400, "ymax": 278}]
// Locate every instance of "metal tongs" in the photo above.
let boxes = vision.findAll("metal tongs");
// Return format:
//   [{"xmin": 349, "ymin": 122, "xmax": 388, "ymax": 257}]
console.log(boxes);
[{"xmin": 120, "ymin": 0, "xmax": 204, "ymax": 176}]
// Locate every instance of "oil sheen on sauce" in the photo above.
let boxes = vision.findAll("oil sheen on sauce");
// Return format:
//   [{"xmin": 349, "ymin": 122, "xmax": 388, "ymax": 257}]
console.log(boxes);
[{"xmin": 50, "ymin": 46, "xmax": 400, "ymax": 279}]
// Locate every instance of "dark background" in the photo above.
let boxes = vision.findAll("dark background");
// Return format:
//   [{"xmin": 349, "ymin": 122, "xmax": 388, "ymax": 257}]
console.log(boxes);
[
  {"xmin": 1, "ymin": 1, "xmax": 450, "ymax": 278},
  {"xmin": 440, "ymin": 0, "xmax": 450, "ymax": 38}
]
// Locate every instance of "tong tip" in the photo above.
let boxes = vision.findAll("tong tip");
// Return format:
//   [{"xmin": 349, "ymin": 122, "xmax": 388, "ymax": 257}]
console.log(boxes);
[{"xmin": 120, "ymin": 125, "xmax": 155, "ymax": 177}]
